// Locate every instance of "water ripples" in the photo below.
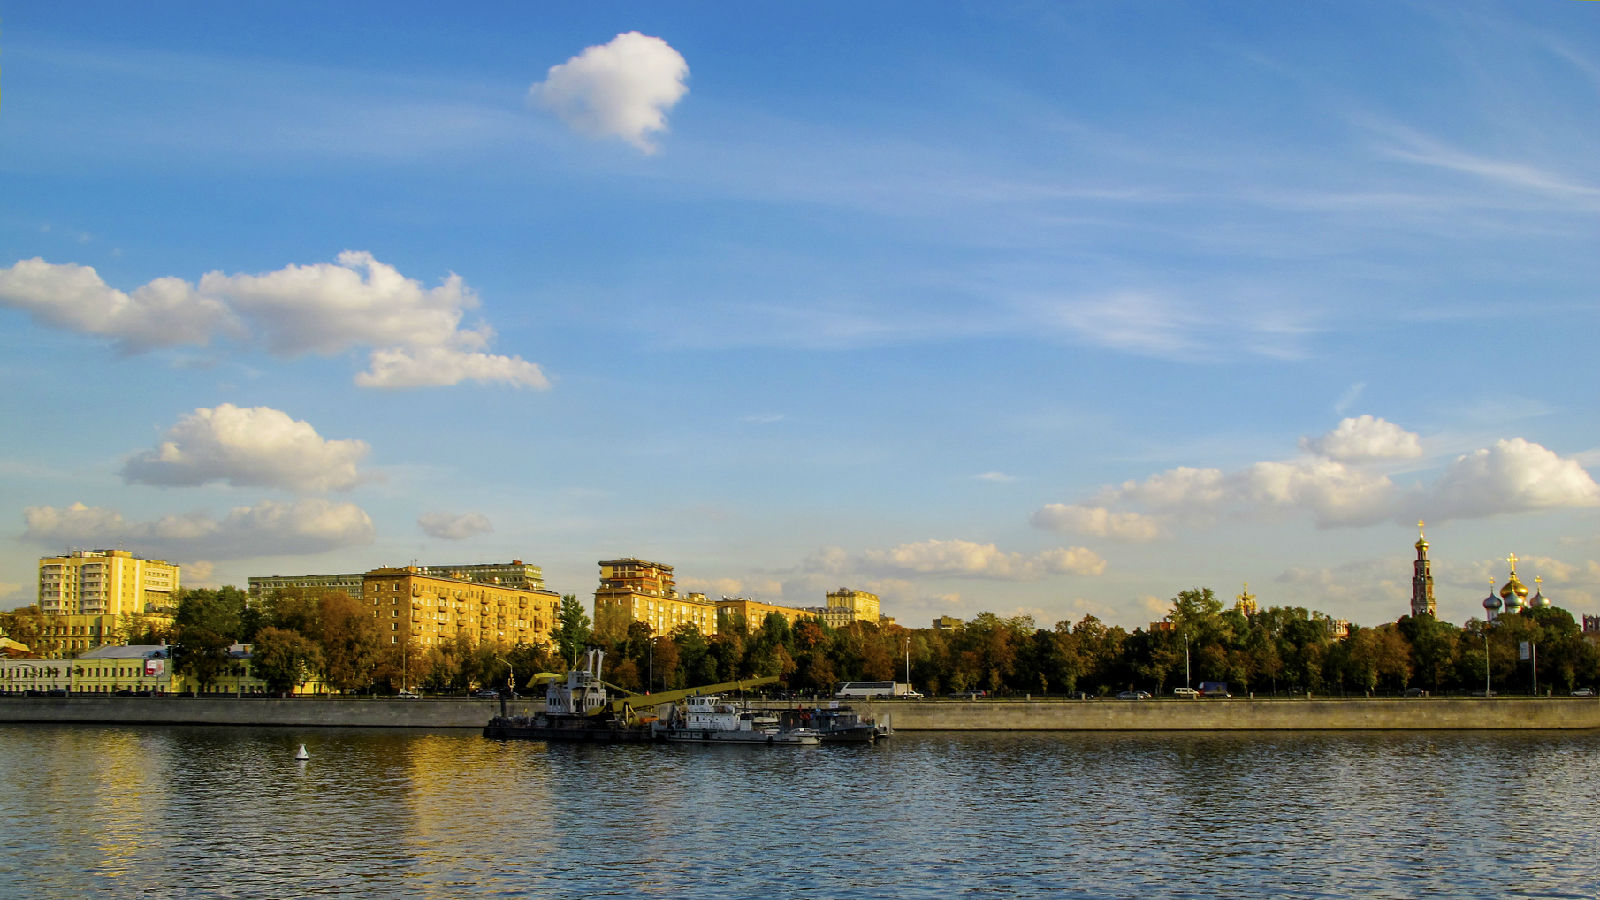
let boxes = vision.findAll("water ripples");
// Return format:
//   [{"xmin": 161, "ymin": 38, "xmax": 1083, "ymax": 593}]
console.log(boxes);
[{"xmin": 2, "ymin": 727, "xmax": 1598, "ymax": 898}]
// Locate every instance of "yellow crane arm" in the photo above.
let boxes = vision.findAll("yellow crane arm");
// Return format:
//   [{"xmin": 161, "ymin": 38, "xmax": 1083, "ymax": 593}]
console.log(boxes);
[{"xmin": 589, "ymin": 674, "xmax": 779, "ymax": 718}]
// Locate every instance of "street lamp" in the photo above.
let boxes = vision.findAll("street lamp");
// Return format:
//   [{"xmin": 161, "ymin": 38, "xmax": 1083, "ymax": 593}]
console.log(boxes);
[{"xmin": 1184, "ymin": 633, "xmax": 1191, "ymax": 691}]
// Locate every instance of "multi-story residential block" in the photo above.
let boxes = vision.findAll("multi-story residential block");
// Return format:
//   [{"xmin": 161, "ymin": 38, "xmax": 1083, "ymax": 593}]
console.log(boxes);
[
  {"xmin": 716, "ymin": 596, "xmax": 819, "ymax": 631},
  {"xmin": 592, "ymin": 558, "xmax": 719, "ymax": 637},
  {"xmin": 820, "ymin": 587, "xmax": 880, "ymax": 628},
  {"xmin": 249, "ymin": 560, "xmax": 549, "ymax": 605},
  {"xmin": 247, "ymin": 572, "xmax": 365, "ymax": 602},
  {"xmin": 35, "ymin": 550, "xmax": 179, "ymax": 656},
  {"xmin": 420, "ymin": 560, "xmax": 547, "ymax": 592},
  {"xmin": 362, "ymin": 566, "xmax": 560, "ymax": 649}
]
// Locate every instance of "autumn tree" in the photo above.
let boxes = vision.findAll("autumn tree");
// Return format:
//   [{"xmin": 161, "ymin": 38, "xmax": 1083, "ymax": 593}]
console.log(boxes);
[{"xmin": 251, "ymin": 627, "xmax": 323, "ymax": 694}]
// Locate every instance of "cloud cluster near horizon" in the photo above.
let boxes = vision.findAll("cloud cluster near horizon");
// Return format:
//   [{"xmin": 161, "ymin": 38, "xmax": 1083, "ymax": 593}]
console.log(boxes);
[
  {"xmin": 801, "ymin": 538, "xmax": 1106, "ymax": 582},
  {"xmin": 529, "ymin": 32, "xmax": 689, "ymax": 154},
  {"xmin": 1034, "ymin": 416, "xmax": 1600, "ymax": 538},
  {"xmin": 22, "ymin": 499, "xmax": 375, "ymax": 559},
  {"xmin": 0, "ymin": 252, "xmax": 548, "ymax": 389}
]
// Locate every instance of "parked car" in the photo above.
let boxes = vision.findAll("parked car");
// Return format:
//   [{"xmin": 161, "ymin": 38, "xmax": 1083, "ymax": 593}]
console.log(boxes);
[
  {"xmin": 1173, "ymin": 687, "xmax": 1200, "ymax": 698},
  {"xmin": 1572, "ymin": 688, "xmax": 1595, "ymax": 697},
  {"xmin": 472, "ymin": 689, "xmax": 499, "ymax": 699},
  {"xmin": 1116, "ymin": 690, "xmax": 1152, "ymax": 700},
  {"xmin": 397, "ymin": 690, "xmax": 421, "ymax": 699},
  {"xmin": 1066, "ymin": 691, "xmax": 1094, "ymax": 700},
  {"xmin": 1404, "ymin": 687, "xmax": 1429, "ymax": 698}
]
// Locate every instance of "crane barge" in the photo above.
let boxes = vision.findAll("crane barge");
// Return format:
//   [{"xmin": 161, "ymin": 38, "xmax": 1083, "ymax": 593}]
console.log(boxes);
[{"xmin": 482, "ymin": 649, "xmax": 782, "ymax": 743}]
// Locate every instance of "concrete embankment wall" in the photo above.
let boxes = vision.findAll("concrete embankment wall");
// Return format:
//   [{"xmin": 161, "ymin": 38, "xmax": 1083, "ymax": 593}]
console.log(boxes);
[
  {"xmin": 4, "ymin": 696, "xmax": 1599, "ymax": 730},
  {"xmin": 0, "ymin": 697, "xmax": 519, "ymax": 728},
  {"xmin": 852, "ymin": 697, "xmax": 1600, "ymax": 731}
]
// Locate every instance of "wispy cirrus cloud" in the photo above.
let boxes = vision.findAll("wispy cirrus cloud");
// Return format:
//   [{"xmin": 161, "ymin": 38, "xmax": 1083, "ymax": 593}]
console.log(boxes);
[{"xmin": 417, "ymin": 511, "xmax": 493, "ymax": 541}]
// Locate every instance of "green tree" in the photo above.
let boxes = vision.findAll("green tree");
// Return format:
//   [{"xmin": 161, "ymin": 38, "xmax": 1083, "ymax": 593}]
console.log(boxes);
[
  {"xmin": 251, "ymin": 627, "xmax": 323, "ymax": 694},
  {"xmin": 549, "ymin": 594, "xmax": 591, "ymax": 667},
  {"xmin": 171, "ymin": 625, "xmax": 233, "ymax": 692}
]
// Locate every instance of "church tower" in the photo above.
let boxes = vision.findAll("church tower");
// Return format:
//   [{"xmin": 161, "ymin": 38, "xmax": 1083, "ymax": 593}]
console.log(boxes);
[{"xmin": 1411, "ymin": 520, "xmax": 1436, "ymax": 618}]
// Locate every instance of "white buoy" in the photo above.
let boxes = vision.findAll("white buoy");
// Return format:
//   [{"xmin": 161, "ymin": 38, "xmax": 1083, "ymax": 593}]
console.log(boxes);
[{"xmin": 294, "ymin": 744, "xmax": 310, "ymax": 761}]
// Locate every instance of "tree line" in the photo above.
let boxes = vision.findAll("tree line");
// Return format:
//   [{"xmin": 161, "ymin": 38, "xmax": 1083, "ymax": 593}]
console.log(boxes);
[
  {"xmin": 584, "ymin": 587, "xmax": 1600, "ymax": 698},
  {"xmin": 6, "ymin": 585, "xmax": 1596, "ymax": 697}
]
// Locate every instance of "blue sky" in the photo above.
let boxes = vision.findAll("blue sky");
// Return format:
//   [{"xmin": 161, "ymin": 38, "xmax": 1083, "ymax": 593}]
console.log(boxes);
[{"xmin": 2, "ymin": 1, "xmax": 1598, "ymax": 630}]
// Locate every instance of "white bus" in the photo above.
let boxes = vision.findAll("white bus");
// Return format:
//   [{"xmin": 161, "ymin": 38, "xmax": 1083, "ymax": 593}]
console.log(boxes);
[{"xmin": 833, "ymin": 681, "xmax": 922, "ymax": 700}]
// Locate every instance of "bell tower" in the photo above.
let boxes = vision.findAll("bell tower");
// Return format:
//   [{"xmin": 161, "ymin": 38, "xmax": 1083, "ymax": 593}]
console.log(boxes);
[{"xmin": 1411, "ymin": 520, "xmax": 1436, "ymax": 618}]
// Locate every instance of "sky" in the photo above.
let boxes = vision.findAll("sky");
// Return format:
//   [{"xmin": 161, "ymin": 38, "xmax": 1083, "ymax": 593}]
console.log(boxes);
[{"xmin": 2, "ymin": 1, "xmax": 1598, "ymax": 631}]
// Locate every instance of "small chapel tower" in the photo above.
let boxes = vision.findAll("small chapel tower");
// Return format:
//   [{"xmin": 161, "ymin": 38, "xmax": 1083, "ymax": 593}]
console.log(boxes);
[{"xmin": 1411, "ymin": 520, "xmax": 1436, "ymax": 618}]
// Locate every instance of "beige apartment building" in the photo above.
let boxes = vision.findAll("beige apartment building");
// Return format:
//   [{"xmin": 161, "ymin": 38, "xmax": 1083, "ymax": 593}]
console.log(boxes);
[
  {"xmin": 362, "ymin": 566, "xmax": 560, "ymax": 650},
  {"xmin": 820, "ymin": 587, "xmax": 881, "ymax": 628},
  {"xmin": 250, "ymin": 560, "xmax": 548, "ymax": 605},
  {"xmin": 592, "ymin": 558, "xmax": 719, "ymax": 637},
  {"xmin": 35, "ymin": 550, "xmax": 179, "ymax": 656}
]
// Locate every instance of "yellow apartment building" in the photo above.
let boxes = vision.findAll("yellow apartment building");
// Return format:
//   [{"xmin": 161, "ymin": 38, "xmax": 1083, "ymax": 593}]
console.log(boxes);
[
  {"xmin": 363, "ymin": 567, "xmax": 560, "ymax": 650},
  {"xmin": 821, "ymin": 587, "xmax": 881, "ymax": 628},
  {"xmin": 592, "ymin": 558, "xmax": 719, "ymax": 637},
  {"xmin": 715, "ymin": 596, "xmax": 821, "ymax": 631},
  {"xmin": 36, "ymin": 550, "xmax": 179, "ymax": 656}
]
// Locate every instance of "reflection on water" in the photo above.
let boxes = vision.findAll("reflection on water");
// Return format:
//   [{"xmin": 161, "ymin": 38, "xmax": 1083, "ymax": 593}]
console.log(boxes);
[{"xmin": 1, "ymin": 727, "xmax": 1597, "ymax": 899}]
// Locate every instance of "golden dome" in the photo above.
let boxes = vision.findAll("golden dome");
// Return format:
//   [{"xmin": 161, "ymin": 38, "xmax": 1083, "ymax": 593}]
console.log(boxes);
[{"xmin": 1499, "ymin": 574, "xmax": 1528, "ymax": 600}]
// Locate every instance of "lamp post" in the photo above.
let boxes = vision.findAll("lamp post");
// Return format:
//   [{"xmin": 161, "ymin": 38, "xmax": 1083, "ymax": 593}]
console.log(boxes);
[
  {"xmin": 1184, "ymin": 633, "xmax": 1191, "ymax": 691},
  {"xmin": 904, "ymin": 634, "xmax": 911, "ymax": 688},
  {"xmin": 1484, "ymin": 630, "xmax": 1491, "ymax": 697}
]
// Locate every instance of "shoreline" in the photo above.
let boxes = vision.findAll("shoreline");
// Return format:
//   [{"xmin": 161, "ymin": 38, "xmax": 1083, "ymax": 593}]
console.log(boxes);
[{"xmin": 3, "ymin": 696, "xmax": 1598, "ymax": 731}]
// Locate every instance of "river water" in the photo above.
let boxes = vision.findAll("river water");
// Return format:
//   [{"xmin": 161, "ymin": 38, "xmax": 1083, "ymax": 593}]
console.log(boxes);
[{"xmin": 1, "ymin": 725, "xmax": 1596, "ymax": 899}]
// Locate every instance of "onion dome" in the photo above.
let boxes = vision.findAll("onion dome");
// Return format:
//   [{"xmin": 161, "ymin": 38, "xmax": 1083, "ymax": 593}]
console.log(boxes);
[
  {"xmin": 1415, "ymin": 520, "xmax": 1428, "ymax": 551},
  {"xmin": 1499, "ymin": 573, "xmax": 1528, "ymax": 600},
  {"xmin": 1531, "ymin": 575, "xmax": 1550, "ymax": 609},
  {"xmin": 1483, "ymin": 587, "xmax": 1502, "ymax": 615}
]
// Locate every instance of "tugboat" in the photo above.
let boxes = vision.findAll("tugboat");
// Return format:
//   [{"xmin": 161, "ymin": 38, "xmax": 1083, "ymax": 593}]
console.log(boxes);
[
  {"xmin": 776, "ymin": 705, "xmax": 890, "ymax": 743},
  {"xmin": 655, "ymin": 694, "xmax": 820, "ymax": 745},
  {"xmin": 483, "ymin": 649, "xmax": 653, "ymax": 742}
]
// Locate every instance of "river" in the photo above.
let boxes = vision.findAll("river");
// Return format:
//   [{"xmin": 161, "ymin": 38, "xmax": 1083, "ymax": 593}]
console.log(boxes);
[{"xmin": 1, "ymin": 725, "xmax": 1596, "ymax": 899}]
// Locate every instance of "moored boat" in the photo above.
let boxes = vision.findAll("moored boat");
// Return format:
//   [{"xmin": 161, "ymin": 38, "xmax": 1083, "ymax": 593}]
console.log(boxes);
[
  {"xmin": 656, "ymin": 694, "xmax": 820, "ymax": 745},
  {"xmin": 776, "ymin": 705, "xmax": 889, "ymax": 743}
]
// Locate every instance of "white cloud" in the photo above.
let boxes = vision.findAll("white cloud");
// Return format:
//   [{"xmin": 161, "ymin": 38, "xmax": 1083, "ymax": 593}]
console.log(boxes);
[
  {"xmin": 417, "ymin": 511, "xmax": 493, "ymax": 541},
  {"xmin": 678, "ymin": 575, "xmax": 785, "ymax": 599},
  {"xmin": 1300, "ymin": 415, "xmax": 1422, "ymax": 463},
  {"xmin": 1037, "ymin": 420, "xmax": 1597, "ymax": 535},
  {"xmin": 122, "ymin": 404, "xmax": 369, "ymax": 492},
  {"xmin": 355, "ymin": 346, "xmax": 548, "ymax": 389},
  {"xmin": 1033, "ymin": 546, "xmax": 1108, "ymax": 577},
  {"xmin": 1031, "ymin": 504, "xmax": 1165, "ymax": 541},
  {"xmin": 1423, "ymin": 438, "xmax": 1600, "ymax": 521},
  {"xmin": 1237, "ymin": 458, "xmax": 1397, "ymax": 527},
  {"xmin": 0, "ymin": 258, "xmax": 235, "ymax": 351},
  {"xmin": 862, "ymin": 538, "xmax": 1105, "ymax": 580},
  {"xmin": 975, "ymin": 471, "xmax": 1016, "ymax": 483},
  {"xmin": 22, "ymin": 499, "xmax": 375, "ymax": 559},
  {"xmin": 0, "ymin": 252, "xmax": 547, "ymax": 390},
  {"xmin": 529, "ymin": 32, "xmax": 689, "ymax": 154}
]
